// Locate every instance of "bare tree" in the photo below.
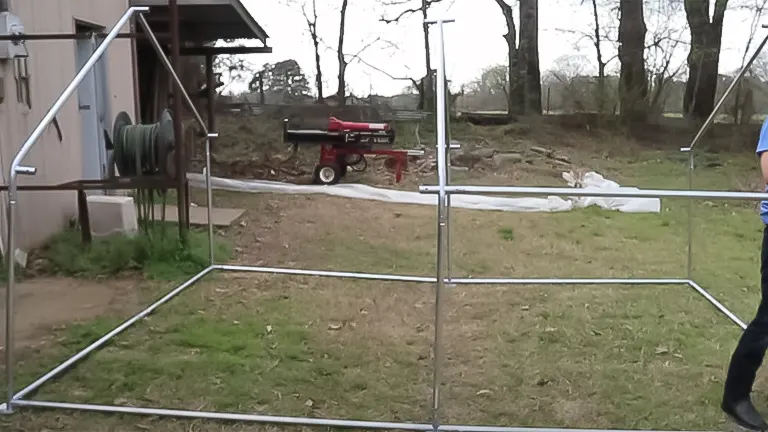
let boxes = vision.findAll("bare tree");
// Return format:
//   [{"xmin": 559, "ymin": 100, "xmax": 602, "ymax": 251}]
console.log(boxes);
[
  {"xmin": 334, "ymin": 0, "xmax": 381, "ymax": 105},
  {"xmin": 683, "ymin": 0, "xmax": 728, "ymax": 120},
  {"xmin": 468, "ymin": 64, "xmax": 509, "ymax": 95},
  {"xmin": 291, "ymin": 0, "xmax": 324, "ymax": 102},
  {"xmin": 213, "ymin": 53, "xmax": 253, "ymax": 95},
  {"xmin": 644, "ymin": 0, "xmax": 687, "ymax": 116},
  {"xmin": 380, "ymin": 0, "xmax": 443, "ymax": 111},
  {"xmin": 557, "ymin": 0, "xmax": 618, "ymax": 112},
  {"xmin": 618, "ymin": 0, "xmax": 648, "ymax": 122},
  {"xmin": 493, "ymin": 0, "xmax": 522, "ymax": 115},
  {"xmin": 518, "ymin": 0, "xmax": 542, "ymax": 114},
  {"xmin": 337, "ymin": 0, "xmax": 350, "ymax": 105},
  {"xmin": 493, "ymin": 0, "xmax": 541, "ymax": 115},
  {"xmin": 460, "ymin": 64, "xmax": 509, "ymax": 111},
  {"xmin": 731, "ymin": 0, "xmax": 768, "ymax": 123},
  {"xmin": 586, "ymin": 0, "xmax": 613, "ymax": 111},
  {"xmin": 543, "ymin": 54, "xmax": 596, "ymax": 112},
  {"xmin": 750, "ymin": 51, "xmax": 768, "ymax": 81}
]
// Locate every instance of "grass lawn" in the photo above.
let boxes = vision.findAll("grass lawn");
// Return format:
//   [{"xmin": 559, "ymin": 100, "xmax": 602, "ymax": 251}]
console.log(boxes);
[{"xmin": 2, "ymin": 131, "xmax": 766, "ymax": 431}]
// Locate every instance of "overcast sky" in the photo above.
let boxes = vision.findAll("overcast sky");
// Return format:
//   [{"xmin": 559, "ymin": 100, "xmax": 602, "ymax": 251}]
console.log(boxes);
[{"xmin": 237, "ymin": 0, "xmax": 766, "ymax": 97}]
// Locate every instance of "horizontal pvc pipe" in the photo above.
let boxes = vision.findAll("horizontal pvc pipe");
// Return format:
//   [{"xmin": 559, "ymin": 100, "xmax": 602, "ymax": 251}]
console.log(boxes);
[
  {"xmin": 688, "ymin": 280, "xmax": 747, "ymax": 330},
  {"xmin": 216, "ymin": 264, "xmax": 435, "ymax": 283},
  {"xmin": 12, "ymin": 266, "xmax": 215, "ymax": 401},
  {"xmin": 11, "ymin": 400, "xmax": 717, "ymax": 432},
  {"xmin": 12, "ymin": 400, "xmax": 434, "ymax": 430},
  {"xmin": 450, "ymin": 278, "xmax": 688, "ymax": 285},
  {"xmin": 439, "ymin": 426, "xmax": 715, "ymax": 432},
  {"xmin": 218, "ymin": 266, "xmax": 688, "ymax": 287},
  {"xmin": 419, "ymin": 185, "xmax": 768, "ymax": 201}
]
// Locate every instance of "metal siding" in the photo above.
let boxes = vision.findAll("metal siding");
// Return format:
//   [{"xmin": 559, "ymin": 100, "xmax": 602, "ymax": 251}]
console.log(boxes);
[{"xmin": 0, "ymin": 0, "xmax": 135, "ymax": 251}]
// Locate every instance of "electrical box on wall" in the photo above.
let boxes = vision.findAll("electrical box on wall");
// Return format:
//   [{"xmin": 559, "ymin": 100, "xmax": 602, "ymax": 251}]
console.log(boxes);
[{"xmin": 0, "ymin": 11, "xmax": 27, "ymax": 59}]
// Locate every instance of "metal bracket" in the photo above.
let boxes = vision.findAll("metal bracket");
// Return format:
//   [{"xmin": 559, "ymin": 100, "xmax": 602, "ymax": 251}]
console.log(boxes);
[
  {"xmin": 14, "ymin": 165, "xmax": 36, "ymax": 175},
  {"xmin": 206, "ymin": 132, "xmax": 219, "ymax": 139}
]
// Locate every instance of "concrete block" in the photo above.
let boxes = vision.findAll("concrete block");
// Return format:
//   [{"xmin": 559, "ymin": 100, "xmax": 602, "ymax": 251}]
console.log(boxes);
[{"xmin": 86, "ymin": 195, "xmax": 139, "ymax": 238}]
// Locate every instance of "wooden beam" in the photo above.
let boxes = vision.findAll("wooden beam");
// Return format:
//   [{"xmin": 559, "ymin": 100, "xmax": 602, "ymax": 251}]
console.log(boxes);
[
  {"xmin": 0, "ymin": 32, "xmax": 174, "ymax": 41},
  {"xmin": 0, "ymin": 33, "xmax": 272, "ymax": 57},
  {"xmin": 180, "ymin": 46, "xmax": 273, "ymax": 56}
]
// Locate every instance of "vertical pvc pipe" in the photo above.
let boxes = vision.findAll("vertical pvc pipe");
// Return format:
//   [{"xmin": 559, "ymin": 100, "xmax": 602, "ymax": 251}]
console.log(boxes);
[
  {"xmin": 3, "ymin": 177, "xmax": 15, "ymax": 413},
  {"xmin": 205, "ymin": 55, "xmax": 217, "ymax": 266},
  {"xmin": 428, "ymin": 17, "xmax": 453, "ymax": 432},
  {"xmin": 205, "ymin": 134, "xmax": 216, "ymax": 265},
  {"xmin": 444, "ymin": 57, "xmax": 452, "ymax": 285},
  {"xmin": 686, "ymin": 150, "xmax": 693, "ymax": 280}
]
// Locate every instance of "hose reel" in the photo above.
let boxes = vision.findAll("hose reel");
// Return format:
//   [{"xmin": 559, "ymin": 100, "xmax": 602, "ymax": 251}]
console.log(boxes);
[
  {"xmin": 106, "ymin": 109, "xmax": 176, "ymax": 179},
  {"xmin": 103, "ymin": 109, "xmax": 177, "ymax": 236}
]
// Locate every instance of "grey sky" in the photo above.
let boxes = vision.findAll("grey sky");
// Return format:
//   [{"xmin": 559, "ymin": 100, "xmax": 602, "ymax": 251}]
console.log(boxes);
[{"xmin": 240, "ymin": 0, "xmax": 764, "ymax": 97}]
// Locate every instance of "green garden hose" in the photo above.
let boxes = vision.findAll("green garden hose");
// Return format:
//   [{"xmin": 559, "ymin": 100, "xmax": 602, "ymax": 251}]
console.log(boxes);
[
  {"xmin": 107, "ymin": 109, "xmax": 176, "ymax": 238},
  {"xmin": 110, "ymin": 109, "xmax": 175, "ymax": 178}
]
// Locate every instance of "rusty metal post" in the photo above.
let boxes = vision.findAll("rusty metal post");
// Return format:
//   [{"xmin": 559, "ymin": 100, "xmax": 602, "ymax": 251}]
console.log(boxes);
[{"xmin": 169, "ymin": 0, "xmax": 189, "ymax": 243}]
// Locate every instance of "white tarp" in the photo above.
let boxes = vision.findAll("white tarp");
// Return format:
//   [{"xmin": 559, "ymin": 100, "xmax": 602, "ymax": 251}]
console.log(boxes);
[{"xmin": 186, "ymin": 170, "xmax": 661, "ymax": 214}]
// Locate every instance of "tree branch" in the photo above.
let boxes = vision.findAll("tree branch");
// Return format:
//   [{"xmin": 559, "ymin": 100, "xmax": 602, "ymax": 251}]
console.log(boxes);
[
  {"xmin": 347, "ymin": 37, "xmax": 381, "ymax": 63},
  {"xmin": 380, "ymin": 0, "xmax": 443, "ymax": 23},
  {"xmin": 354, "ymin": 55, "xmax": 420, "ymax": 88},
  {"xmin": 380, "ymin": 7, "xmax": 421, "ymax": 23}
]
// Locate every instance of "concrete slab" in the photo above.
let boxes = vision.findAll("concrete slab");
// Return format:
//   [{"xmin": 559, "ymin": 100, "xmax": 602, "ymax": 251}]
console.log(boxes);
[{"xmin": 153, "ymin": 204, "xmax": 245, "ymax": 227}]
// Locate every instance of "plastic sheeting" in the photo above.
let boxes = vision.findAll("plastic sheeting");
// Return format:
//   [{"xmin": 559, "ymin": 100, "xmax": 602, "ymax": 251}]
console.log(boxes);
[{"xmin": 186, "ymin": 170, "xmax": 661, "ymax": 214}]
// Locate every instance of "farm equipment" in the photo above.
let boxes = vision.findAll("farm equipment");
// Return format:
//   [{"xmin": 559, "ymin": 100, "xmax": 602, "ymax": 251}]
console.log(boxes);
[{"xmin": 282, "ymin": 117, "xmax": 416, "ymax": 185}]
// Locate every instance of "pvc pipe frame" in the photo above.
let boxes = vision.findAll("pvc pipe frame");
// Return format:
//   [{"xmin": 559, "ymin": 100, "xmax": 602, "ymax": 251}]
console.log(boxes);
[{"xmin": 0, "ymin": 13, "xmax": 755, "ymax": 432}]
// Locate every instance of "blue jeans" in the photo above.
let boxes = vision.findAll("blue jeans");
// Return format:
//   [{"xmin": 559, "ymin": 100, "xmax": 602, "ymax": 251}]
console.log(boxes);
[{"xmin": 724, "ymin": 226, "xmax": 768, "ymax": 402}]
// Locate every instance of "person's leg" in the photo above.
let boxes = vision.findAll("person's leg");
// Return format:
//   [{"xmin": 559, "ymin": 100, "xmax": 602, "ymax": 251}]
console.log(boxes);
[{"xmin": 722, "ymin": 227, "xmax": 768, "ymax": 430}]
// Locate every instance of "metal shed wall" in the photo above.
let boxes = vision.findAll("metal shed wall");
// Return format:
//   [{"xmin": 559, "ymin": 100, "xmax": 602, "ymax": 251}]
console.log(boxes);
[{"xmin": 0, "ymin": 0, "xmax": 136, "ymax": 251}]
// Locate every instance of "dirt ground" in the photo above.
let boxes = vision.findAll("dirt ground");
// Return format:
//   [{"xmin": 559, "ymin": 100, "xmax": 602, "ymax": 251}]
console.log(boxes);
[{"xmin": 0, "ymin": 278, "xmax": 140, "ymax": 352}]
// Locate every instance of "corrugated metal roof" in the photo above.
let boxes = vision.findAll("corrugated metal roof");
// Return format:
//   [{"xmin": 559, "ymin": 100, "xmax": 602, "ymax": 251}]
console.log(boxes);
[{"xmin": 130, "ymin": 0, "xmax": 268, "ymax": 44}]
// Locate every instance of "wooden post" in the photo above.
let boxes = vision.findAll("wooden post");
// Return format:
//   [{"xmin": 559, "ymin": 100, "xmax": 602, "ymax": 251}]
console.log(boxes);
[
  {"xmin": 129, "ymin": 17, "xmax": 142, "ymax": 124},
  {"xmin": 546, "ymin": 87, "xmax": 551, "ymax": 114},
  {"xmin": 205, "ymin": 54, "xmax": 216, "ymax": 139},
  {"xmin": 259, "ymin": 73, "xmax": 265, "ymax": 105},
  {"xmin": 77, "ymin": 189, "xmax": 92, "ymax": 245},
  {"xmin": 169, "ymin": 0, "xmax": 189, "ymax": 243}
]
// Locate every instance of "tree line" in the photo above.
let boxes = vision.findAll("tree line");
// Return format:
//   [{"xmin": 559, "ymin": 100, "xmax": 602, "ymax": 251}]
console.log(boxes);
[
  {"xmin": 483, "ymin": 0, "xmax": 768, "ymax": 123},
  {"xmin": 213, "ymin": 0, "xmax": 768, "ymax": 124},
  {"xmin": 462, "ymin": 0, "xmax": 768, "ymax": 123}
]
